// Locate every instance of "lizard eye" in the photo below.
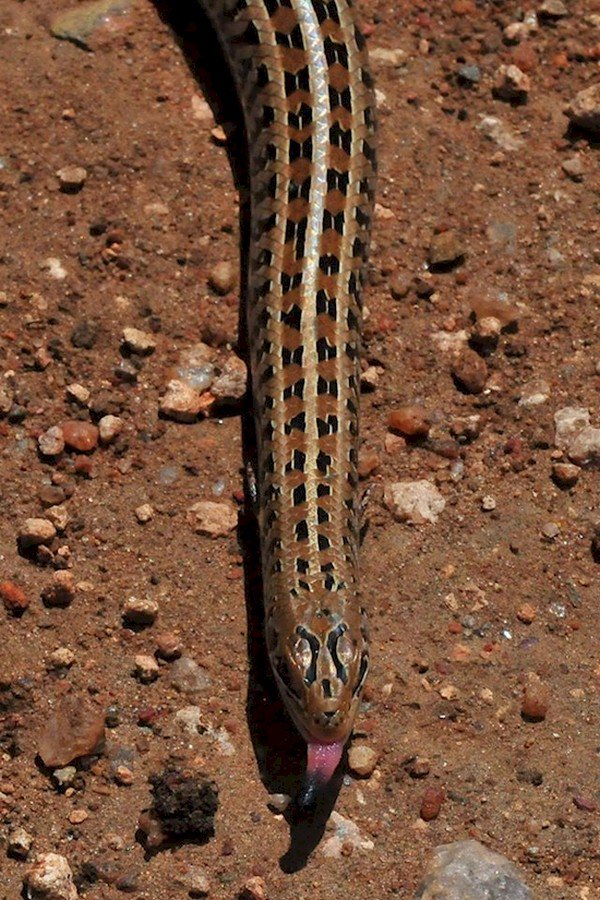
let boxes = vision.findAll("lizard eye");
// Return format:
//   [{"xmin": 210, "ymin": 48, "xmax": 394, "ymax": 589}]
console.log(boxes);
[
  {"xmin": 292, "ymin": 637, "xmax": 312, "ymax": 670},
  {"xmin": 336, "ymin": 633, "xmax": 355, "ymax": 668}
]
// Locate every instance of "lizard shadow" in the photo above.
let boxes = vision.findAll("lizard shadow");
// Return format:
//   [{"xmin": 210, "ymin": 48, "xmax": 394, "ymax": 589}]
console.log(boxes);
[{"xmin": 150, "ymin": 0, "xmax": 340, "ymax": 867}]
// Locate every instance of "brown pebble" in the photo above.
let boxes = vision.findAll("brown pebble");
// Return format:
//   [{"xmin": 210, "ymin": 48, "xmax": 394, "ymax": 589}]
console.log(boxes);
[
  {"xmin": 428, "ymin": 230, "xmax": 464, "ymax": 268},
  {"xmin": 347, "ymin": 744, "xmax": 379, "ymax": 777},
  {"xmin": 41, "ymin": 571, "xmax": 76, "ymax": 608},
  {"xmin": 208, "ymin": 260, "xmax": 236, "ymax": 295},
  {"xmin": 18, "ymin": 518, "xmax": 56, "ymax": 548},
  {"xmin": 38, "ymin": 696, "xmax": 105, "ymax": 768},
  {"xmin": 0, "ymin": 581, "xmax": 30, "ymax": 615},
  {"xmin": 56, "ymin": 165, "xmax": 87, "ymax": 193},
  {"xmin": 517, "ymin": 603, "xmax": 536, "ymax": 625},
  {"xmin": 552, "ymin": 462, "xmax": 580, "ymax": 488},
  {"xmin": 511, "ymin": 42, "xmax": 537, "ymax": 73},
  {"xmin": 68, "ymin": 808, "xmax": 89, "ymax": 824},
  {"xmin": 358, "ymin": 452, "xmax": 380, "ymax": 479},
  {"xmin": 406, "ymin": 756, "xmax": 431, "ymax": 778},
  {"xmin": 521, "ymin": 672, "xmax": 550, "ymax": 721},
  {"xmin": 389, "ymin": 273, "xmax": 412, "ymax": 300},
  {"xmin": 388, "ymin": 404, "xmax": 430, "ymax": 437},
  {"xmin": 451, "ymin": 349, "xmax": 487, "ymax": 394},
  {"xmin": 420, "ymin": 785, "xmax": 445, "ymax": 821},
  {"xmin": 155, "ymin": 632, "xmax": 183, "ymax": 660},
  {"xmin": 573, "ymin": 795, "xmax": 597, "ymax": 812},
  {"xmin": 61, "ymin": 420, "xmax": 99, "ymax": 452},
  {"xmin": 239, "ymin": 876, "xmax": 267, "ymax": 900},
  {"xmin": 384, "ymin": 432, "xmax": 406, "ymax": 455}
]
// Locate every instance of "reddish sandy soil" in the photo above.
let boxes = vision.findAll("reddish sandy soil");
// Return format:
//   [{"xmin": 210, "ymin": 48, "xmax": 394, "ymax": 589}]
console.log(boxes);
[{"xmin": 1, "ymin": 0, "xmax": 599, "ymax": 897}]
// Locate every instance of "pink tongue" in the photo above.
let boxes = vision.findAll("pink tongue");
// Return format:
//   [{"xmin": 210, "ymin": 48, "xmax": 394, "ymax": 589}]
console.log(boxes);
[{"xmin": 306, "ymin": 740, "xmax": 344, "ymax": 784}]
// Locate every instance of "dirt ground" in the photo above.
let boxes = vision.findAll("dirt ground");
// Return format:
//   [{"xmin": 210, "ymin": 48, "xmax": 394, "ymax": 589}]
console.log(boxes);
[{"xmin": 1, "ymin": 0, "xmax": 599, "ymax": 897}]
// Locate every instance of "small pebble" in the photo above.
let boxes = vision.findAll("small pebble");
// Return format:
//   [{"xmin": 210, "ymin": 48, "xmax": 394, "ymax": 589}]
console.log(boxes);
[
  {"xmin": 0, "ymin": 580, "xmax": 30, "ymax": 615},
  {"xmin": 239, "ymin": 876, "xmax": 267, "ymax": 900},
  {"xmin": 518, "ymin": 379, "xmax": 550, "ymax": 408},
  {"xmin": 493, "ymin": 64, "xmax": 531, "ymax": 102},
  {"xmin": 114, "ymin": 765, "xmax": 135, "ymax": 786},
  {"xmin": 554, "ymin": 406, "xmax": 590, "ymax": 449},
  {"xmin": 134, "ymin": 654, "xmax": 159, "ymax": 683},
  {"xmin": 357, "ymin": 451, "xmax": 380, "ymax": 479},
  {"xmin": 61, "ymin": 420, "xmax": 99, "ymax": 453},
  {"xmin": 457, "ymin": 64, "xmax": 480, "ymax": 86},
  {"xmin": 46, "ymin": 504, "xmax": 69, "ymax": 532},
  {"xmin": 48, "ymin": 647, "xmax": 76, "ymax": 669},
  {"xmin": 8, "ymin": 826, "xmax": 34, "ymax": 860},
  {"xmin": 159, "ymin": 379, "xmax": 204, "ymax": 423},
  {"xmin": 521, "ymin": 672, "xmax": 550, "ymax": 721},
  {"xmin": 40, "ymin": 266, "xmax": 66, "ymax": 288},
  {"xmin": 170, "ymin": 656, "xmax": 211, "ymax": 693},
  {"xmin": 267, "ymin": 793, "xmax": 291, "ymax": 813},
  {"xmin": 52, "ymin": 767, "xmax": 78, "ymax": 790},
  {"xmin": 122, "ymin": 596, "xmax": 159, "ymax": 626},
  {"xmin": 187, "ymin": 500, "xmax": 238, "ymax": 537},
  {"xmin": 471, "ymin": 316, "xmax": 501, "ymax": 352},
  {"xmin": 211, "ymin": 354, "xmax": 247, "ymax": 402},
  {"xmin": 68, "ymin": 808, "xmax": 89, "ymax": 825},
  {"xmin": 50, "ymin": 0, "xmax": 133, "ymax": 50},
  {"xmin": 98, "ymin": 414, "xmax": 123, "ymax": 444},
  {"xmin": 38, "ymin": 694, "xmax": 104, "ymax": 769},
  {"xmin": 539, "ymin": 0, "xmax": 569, "ymax": 19},
  {"xmin": 481, "ymin": 496, "xmax": 496, "ymax": 512},
  {"xmin": 38, "ymin": 426, "xmax": 65, "ymax": 457},
  {"xmin": 561, "ymin": 156, "xmax": 586, "ymax": 182},
  {"xmin": 369, "ymin": 47, "xmax": 407, "ymax": 67},
  {"xmin": 552, "ymin": 462, "xmax": 580, "ymax": 487},
  {"xmin": 135, "ymin": 503, "xmax": 154, "ymax": 524},
  {"xmin": 451, "ymin": 348, "xmax": 487, "ymax": 394},
  {"xmin": 567, "ymin": 426, "xmax": 600, "ymax": 467},
  {"xmin": 388, "ymin": 404, "xmax": 430, "ymax": 438},
  {"xmin": 360, "ymin": 365, "xmax": 381, "ymax": 391},
  {"xmin": 564, "ymin": 84, "xmax": 600, "ymax": 135},
  {"xmin": 420, "ymin": 785, "xmax": 445, "ymax": 821},
  {"xmin": 348, "ymin": 744, "xmax": 378, "ymax": 777},
  {"xmin": 174, "ymin": 343, "xmax": 216, "ymax": 391},
  {"xmin": 18, "ymin": 518, "xmax": 56, "ymax": 549},
  {"xmin": 208, "ymin": 260, "xmax": 236, "ymax": 295},
  {"xmin": 56, "ymin": 165, "xmax": 87, "ymax": 193},
  {"xmin": 517, "ymin": 603, "xmax": 536, "ymax": 624},
  {"xmin": 406, "ymin": 756, "xmax": 431, "ymax": 778},
  {"xmin": 122, "ymin": 326, "xmax": 156, "ymax": 355},
  {"xmin": 384, "ymin": 480, "xmax": 445, "ymax": 525},
  {"xmin": 41, "ymin": 571, "xmax": 76, "ymax": 608},
  {"xmin": 66, "ymin": 383, "xmax": 90, "ymax": 406},
  {"xmin": 541, "ymin": 522, "xmax": 560, "ymax": 541},
  {"xmin": 24, "ymin": 852, "xmax": 77, "ymax": 900},
  {"xmin": 428, "ymin": 230, "xmax": 464, "ymax": 268},
  {"xmin": 70, "ymin": 319, "xmax": 98, "ymax": 349},
  {"xmin": 155, "ymin": 631, "xmax": 183, "ymax": 660},
  {"xmin": 417, "ymin": 840, "xmax": 532, "ymax": 898}
]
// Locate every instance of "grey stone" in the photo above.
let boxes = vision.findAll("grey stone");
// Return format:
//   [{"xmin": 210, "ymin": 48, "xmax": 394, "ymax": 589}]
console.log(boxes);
[{"xmin": 415, "ymin": 840, "xmax": 532, "ymax": 899}]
